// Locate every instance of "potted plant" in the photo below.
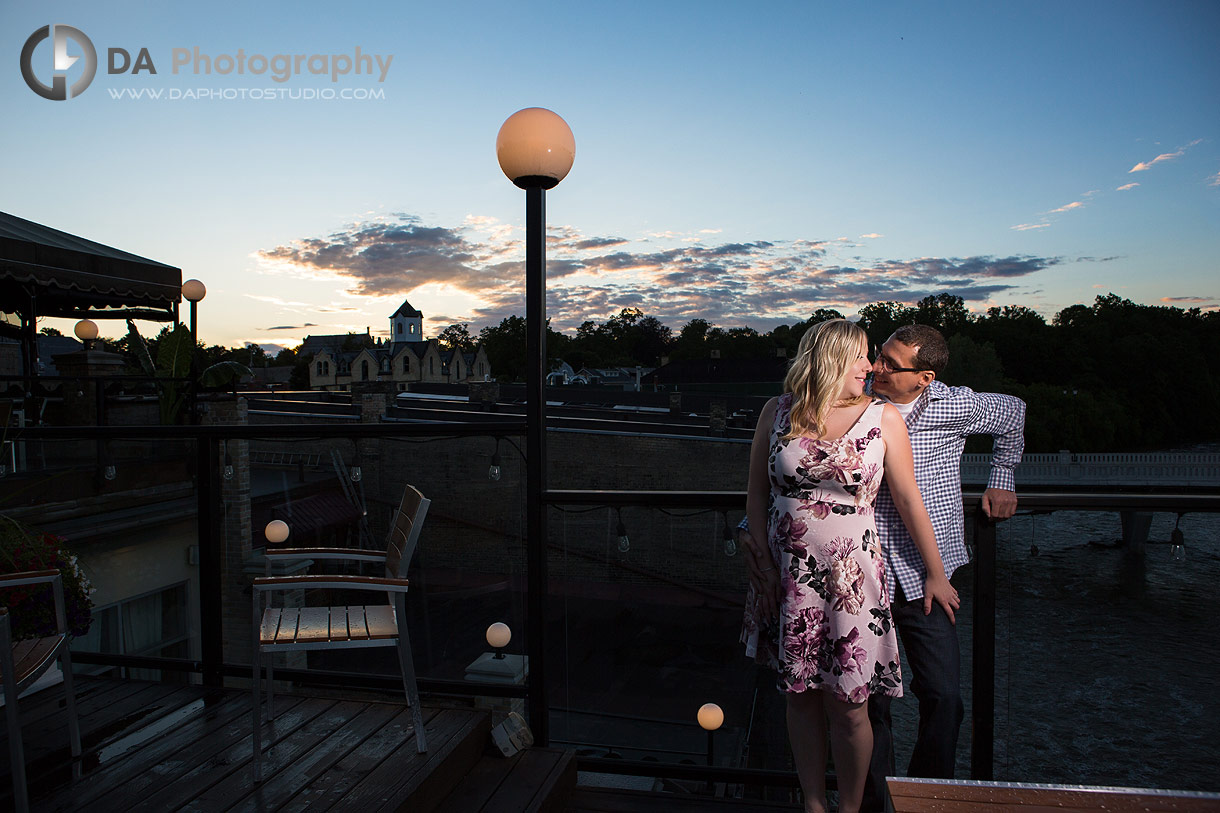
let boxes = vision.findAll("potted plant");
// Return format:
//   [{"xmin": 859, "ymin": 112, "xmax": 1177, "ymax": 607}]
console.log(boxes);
[{"xmin": 0, "ymin": 517, "xmax": 94, "ymax": 640}]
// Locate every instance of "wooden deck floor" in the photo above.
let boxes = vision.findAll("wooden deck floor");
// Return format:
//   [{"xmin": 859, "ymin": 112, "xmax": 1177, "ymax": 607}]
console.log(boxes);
[
  {"xmin": 0, "ymin": 675, "xmax": 486, "ymax": 812},
  {"xmin": 0, "ymin": 676, "xmax": 801, "ymax": 812}
]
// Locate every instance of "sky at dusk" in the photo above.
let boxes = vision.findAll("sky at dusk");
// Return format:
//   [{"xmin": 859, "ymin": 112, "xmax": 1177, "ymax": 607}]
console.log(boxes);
[{"xmin": 3, "ymin": 1, "xmax": 1218, "ymax": 352}]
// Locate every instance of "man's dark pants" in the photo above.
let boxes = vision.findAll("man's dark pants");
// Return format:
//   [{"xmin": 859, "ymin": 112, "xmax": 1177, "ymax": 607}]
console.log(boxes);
[{"xmin": 861, "ymin": 585, "xmax": 964, "ymax": 812}]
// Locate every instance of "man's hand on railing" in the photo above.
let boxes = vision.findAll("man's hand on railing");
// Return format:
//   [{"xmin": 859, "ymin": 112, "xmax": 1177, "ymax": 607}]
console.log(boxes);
[
  {"xmin": 981, "ymin": 487, "xmax": 1017, "ymax": 520},
  {"xmin": 740, "ymin": 528, "xmax": 781, "ymax": 624}
]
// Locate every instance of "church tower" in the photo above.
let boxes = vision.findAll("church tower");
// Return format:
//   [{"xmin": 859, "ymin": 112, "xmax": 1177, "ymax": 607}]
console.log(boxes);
[{"xmin": 390, "ymin": 300, "xmax": 424, "ymax": 343}]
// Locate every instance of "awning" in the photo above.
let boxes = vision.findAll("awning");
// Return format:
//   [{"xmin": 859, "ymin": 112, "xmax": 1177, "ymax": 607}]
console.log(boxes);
[{"xmin": 0, "ymin": 211, "xmax": 182, "ymax": 321}]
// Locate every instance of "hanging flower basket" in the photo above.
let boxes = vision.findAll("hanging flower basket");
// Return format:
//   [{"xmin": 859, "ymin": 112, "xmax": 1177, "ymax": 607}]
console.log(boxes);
[{"xmin": 0, "ymin": 518, "xmax": 95, "ymax": 640}]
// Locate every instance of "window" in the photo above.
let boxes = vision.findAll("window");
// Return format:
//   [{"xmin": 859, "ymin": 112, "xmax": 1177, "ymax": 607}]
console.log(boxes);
[
  {"xmin": 316, "ymin": 361, "xmax": 323, "ymax": 375},
  {"xmin": 324, "ymin": 361, "xmax": 330, "ymax": 375},
  {"xmin": 361, "ymin": 360, "xmax": 369, "ymax": 380},
  {"xmin": 409, "ymin": 324, "xmax": 417, "ymax": 335},
  {"xmin": 396, "ymin": 322, "xmax": 402, "ymax": 335},
  {"xmin": 73, "ymin": 582, "xmax": 190, "ymax": 683},
  {"xmin": 429, "ymin": 358, "xmax": 434, "ymax": 375},
  {"xmin": 402, "ymin": 357, "xmax": 410, "ymax": 373}
]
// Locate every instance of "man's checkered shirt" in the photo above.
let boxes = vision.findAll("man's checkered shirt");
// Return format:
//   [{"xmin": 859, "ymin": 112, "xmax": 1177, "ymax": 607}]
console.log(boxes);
[{"xmin": 877, "ymin": 380, "xmax": 1025, "ymax": 601}]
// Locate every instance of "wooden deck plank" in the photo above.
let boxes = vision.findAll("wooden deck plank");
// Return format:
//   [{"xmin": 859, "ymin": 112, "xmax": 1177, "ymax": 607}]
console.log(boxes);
[
  {"xmin": 322, "ymin": 707, "xmax": 487, "ymax": 813},
  {"xmin": 177, "ymin": 699, "xmax": 370, "ymax": 812},
  {"xmin": 218, "ymin": 701, "xmax": 400, "ymax": 811},
  {"xmin": 887, "ymin": 778, "xmax": 1220, "ymax": 813},
  {"xmin": 438, "ymin": 748, "xmax": 576, "ymax": 813},
  {"xmin": 434, "ymin": 750, "xmax": 519, "ymax": 811},
  {"xmin": 0, "ymin": 673, "xmax": 134, "ymax": 730},
  {"xmin": 277, "ymin": 705, "xmax": 441, "ymax": 811},
  {"xmin": 39, "ymin": 689, "xmax": 251, "ymax": 812},
  {"xmin": 124, "ymin": 696, "xmax": 333, "ymax": 813},
  {"xmin": 563, "ymin": 787, "xmax": 803, "ymax": 812},
  {"xmin": 4, "ymin": 680, "xmax": 181, "ymax": 774}
]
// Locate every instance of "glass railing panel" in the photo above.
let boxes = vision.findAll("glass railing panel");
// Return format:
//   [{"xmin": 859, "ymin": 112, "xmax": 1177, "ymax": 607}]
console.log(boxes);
[
  {"xmin": 548, "ymin": 503, "xmax": 769, "ymax": 771},
  {"xmin": 0, "ymin": 433, "xmax": 202, "ymax": 684},
  {"xmin": 236, "ymin": 431, "xmax": 529, "ymax": 691},
  {"xmin": 987, "ymin": 509, "xmax": 1218, "ymax": 791}
]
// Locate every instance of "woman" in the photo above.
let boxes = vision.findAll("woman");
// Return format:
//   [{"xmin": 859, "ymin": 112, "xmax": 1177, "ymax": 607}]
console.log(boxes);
[{"xmin": 741, "ymin": 319, "xmax": 958, "ymax": 813}]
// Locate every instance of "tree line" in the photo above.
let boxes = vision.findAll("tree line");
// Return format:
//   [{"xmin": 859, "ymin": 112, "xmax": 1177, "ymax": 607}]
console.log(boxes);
[
  {"xmin": 74, "ymin": 293, "xmax": 1219, "ymax": 452},
  {"xmin": 464, "ymin": 294, "xmax": 1220, "ymax": 453}
]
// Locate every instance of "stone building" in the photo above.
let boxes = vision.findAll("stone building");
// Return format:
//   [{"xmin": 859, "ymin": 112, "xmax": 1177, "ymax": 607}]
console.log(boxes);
[{"xmin": 305, "ymin": 300, "xmax": 492, "ymax": 391}]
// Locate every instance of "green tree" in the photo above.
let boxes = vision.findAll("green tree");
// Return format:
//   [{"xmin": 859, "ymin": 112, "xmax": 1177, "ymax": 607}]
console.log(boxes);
[
  {"xmin": 438, "ymin": 323, "xmax": 476, "ymax": 353},
  {"xmin": 858, "ymin": 301, "xmax": 917, "ymax": 347}
]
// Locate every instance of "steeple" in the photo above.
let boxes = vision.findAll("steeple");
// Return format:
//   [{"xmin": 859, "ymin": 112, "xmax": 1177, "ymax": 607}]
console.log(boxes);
[{"xmin": 390, "ymin": 299, "xmax": 423, "ymax": 343}]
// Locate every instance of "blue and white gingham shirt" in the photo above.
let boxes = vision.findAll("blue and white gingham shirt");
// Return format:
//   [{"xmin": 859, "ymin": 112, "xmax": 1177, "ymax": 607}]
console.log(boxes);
[
  {"xmin": 876, "ymin": 380, "xmax": 1025, "ymax": 601},
  {"xmin": 742, "ymin": 381, "xmax": 1026, "ymax": 601}
]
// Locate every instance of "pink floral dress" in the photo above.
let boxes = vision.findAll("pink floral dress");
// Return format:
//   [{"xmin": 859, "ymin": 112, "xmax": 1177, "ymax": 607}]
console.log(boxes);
[{"xmin": 741, "ymin": 394, "xmax": 902, "ymax": 703}]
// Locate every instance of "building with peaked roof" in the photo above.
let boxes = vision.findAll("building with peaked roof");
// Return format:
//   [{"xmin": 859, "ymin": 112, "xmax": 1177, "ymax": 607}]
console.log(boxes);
[{"xmin": 306, "ymin": 300, "xmax": 491, "ymax": 391}]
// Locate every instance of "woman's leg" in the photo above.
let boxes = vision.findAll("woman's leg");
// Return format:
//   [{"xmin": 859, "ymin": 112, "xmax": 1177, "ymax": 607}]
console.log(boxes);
[
  {"xmin": 824, "ymin": 694, "xmax": 873, "ymax": 813},
  {"xmin": 787, "ymin": 689, "xmax": 829, "ymax": 813}
]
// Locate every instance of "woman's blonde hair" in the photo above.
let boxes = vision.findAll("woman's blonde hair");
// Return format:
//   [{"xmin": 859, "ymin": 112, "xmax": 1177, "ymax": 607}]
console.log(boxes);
[{"xmin": 783, "ymin": 319, "xmax": 869, "ymax": 440}]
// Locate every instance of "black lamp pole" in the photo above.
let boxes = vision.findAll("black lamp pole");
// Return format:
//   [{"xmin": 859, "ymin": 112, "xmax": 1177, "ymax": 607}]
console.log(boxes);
[
  {"xmin": 498, "ymin": 107, "xmax": 574, "ymax": 751},
  {"xmin": 524, "ymin": 183, "xmax": 548, "ymax": 747}
]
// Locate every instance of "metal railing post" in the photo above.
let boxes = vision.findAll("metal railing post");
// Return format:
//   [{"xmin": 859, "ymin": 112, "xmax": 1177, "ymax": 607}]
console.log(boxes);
[
  {"xmin": 970, "ymin": 505, "xmax": 997, "ymax": 780},
  {"xmin": 197, "ymin": 434, "xmax": 223, "ymax": 686}
]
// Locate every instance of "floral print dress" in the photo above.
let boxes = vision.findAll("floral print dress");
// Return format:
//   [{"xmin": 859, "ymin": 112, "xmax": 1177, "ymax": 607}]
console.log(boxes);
[{"xmin": 741, "ymin": 394, "xmax": 902, "ymax": 703}]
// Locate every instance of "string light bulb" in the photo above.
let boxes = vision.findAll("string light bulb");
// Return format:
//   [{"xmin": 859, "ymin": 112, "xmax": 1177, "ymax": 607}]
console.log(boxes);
[
  {"xmin": 616, "ymin": 509, "xmax": 630, "ymax": 553},
  {"xmin": 489, "ymin": 438, "xmax": 502, "ymax": 481}
]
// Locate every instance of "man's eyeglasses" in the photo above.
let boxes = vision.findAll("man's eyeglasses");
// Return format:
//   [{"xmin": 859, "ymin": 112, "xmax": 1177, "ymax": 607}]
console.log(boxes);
[{"xmin": 871, "ymin": 345, "xmax": 927, "ymax": 374}]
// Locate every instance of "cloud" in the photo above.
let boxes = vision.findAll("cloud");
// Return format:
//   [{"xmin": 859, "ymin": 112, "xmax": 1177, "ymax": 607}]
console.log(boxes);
[
  {"xmin": 1049, "ymin": 201, "xmax": 1085, "ymax": 214},
  {"xmin": 1116, "ymin": 182, "xmax": 1139, "ymax": 191},
  {"xmin": 258, "ymin": 213, "xmax": 1061, "ymax": 334},
  {"xmin": 1011, "ymin": 222, "xmax": 1050, "ymax": 231},
  {"xmin": 1209, "ymin": 171, "xmax": 1220, "ymax": 187},
  {"xmin": 263, "ymin": 323, "xmax": 317, "ymax": 330},
  {"xmin": 1128, "ymin": 138, "xmax": 1202, "ymax": 173},
  {"xmin": 859, "ymin": 233, "xmax": 883, "ymax": 240},
  {"xmin": 1160, "ymin": 296, "xmax": 1216, "ymax": 304}
]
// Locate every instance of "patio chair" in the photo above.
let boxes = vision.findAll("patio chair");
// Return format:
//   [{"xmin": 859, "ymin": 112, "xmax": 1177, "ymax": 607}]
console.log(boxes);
[
  {"xmin": 1, "ymin": 570, "xmax": 81, "ymax": 813},
  {"xmin": 251, "ymin": 484, "xmax": 430, "ymax": 782}
]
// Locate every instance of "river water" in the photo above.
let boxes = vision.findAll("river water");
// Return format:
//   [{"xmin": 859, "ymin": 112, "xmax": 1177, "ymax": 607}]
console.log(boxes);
[{"xmin": 893, "ymin": 509, "xmax": 1220, "ymax": 792}]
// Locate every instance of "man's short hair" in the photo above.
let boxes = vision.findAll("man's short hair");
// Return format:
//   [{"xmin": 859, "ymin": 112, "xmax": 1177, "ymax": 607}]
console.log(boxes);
[{"xmin": 892, "ymin": 324, "xmax": 949, "ymax": 375}]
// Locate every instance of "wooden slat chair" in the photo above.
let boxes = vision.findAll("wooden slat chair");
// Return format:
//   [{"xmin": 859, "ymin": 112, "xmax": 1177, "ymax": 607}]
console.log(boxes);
[
  {"xmin": 1, "ymin": 570, "xmax": 81, "ymax": 813},
  {"xmin": 251, "ymin": 484, "xmax": 430, "ymax": 782}
]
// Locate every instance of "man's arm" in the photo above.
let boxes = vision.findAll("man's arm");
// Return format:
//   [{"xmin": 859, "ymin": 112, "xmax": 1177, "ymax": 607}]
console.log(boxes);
[{"xmin": 967, "ymin": 391, "xmax": 1026, "ymax": 520}]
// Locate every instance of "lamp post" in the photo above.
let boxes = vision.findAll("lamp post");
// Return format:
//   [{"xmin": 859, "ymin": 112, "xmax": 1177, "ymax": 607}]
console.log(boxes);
[
  {"xmin": 697, "ymin": 702, "xmax": 724, "ymax": 769},
  {"xmin": 496, "ymin": 107, "xmax": 575, "ymax": 748},
  {"xmin": 181, "ymin": 279, "xmax": 206, "ymax": 347}
]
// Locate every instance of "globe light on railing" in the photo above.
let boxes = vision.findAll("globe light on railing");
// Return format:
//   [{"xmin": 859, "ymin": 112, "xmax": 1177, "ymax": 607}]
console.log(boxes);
[
  {"xmin": 487, "ymin": 622, "xmax": 511, "ymax": 659},
  {"xmin": 264, "ymin": 519, "xmax": 290, "ymax": 545},
  {"xmin": 496, "ymin": 107, "xmax": 576, "ymax": 190},
  {"xmin": 74, "ymin": 319, "xmax": 99, "ymax": 344}
]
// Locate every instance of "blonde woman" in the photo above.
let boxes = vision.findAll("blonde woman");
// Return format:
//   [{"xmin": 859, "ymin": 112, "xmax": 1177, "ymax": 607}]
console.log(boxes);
[{"xmin": 741, "ymin": 319, "xmax": 958, "ymax": 813}]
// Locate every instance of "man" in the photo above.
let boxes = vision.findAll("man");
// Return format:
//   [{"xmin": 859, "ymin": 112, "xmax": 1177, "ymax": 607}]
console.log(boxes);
[{"xmin": 742, "ymin": 323, "xmax": 1025, "ymax": 811}]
